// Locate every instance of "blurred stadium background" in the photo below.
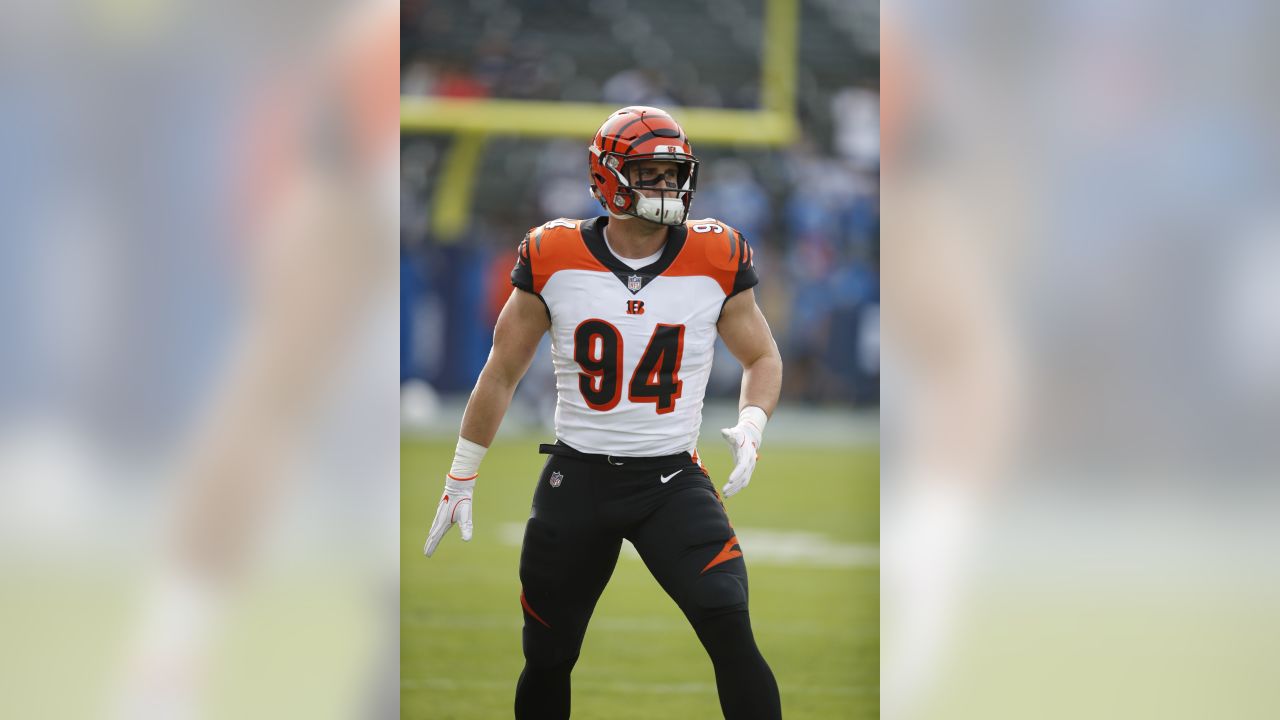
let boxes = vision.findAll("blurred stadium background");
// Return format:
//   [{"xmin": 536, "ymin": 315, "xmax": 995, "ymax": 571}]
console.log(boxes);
[
  {"xmin": 399, "ymin": 0, "xmax": 881, "ymax": 717},
  {"xmin": 2, "ymin": 0, "xmax": 1276, "ymax": 718}
]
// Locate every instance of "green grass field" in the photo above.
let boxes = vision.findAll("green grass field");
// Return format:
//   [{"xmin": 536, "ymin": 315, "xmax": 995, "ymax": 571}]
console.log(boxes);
[{"xmin": 402, "ymin": 437, "xmax": 879, "ymax": 719}]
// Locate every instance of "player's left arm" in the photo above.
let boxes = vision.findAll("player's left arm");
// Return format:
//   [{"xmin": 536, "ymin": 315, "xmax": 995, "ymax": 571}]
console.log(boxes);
[
  {"xmin": 718, "ymin": 289, "xmax": 782, "ymax": 415},
  {"xmin": 715, "ymin": 288, "xmax": 783, "ymax": 497}
]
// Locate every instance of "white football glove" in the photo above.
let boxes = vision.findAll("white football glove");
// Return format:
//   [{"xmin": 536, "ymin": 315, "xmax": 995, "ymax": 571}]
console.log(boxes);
[
  {"xmin": 424, "ymin": 474, "xmax": 475, "ymax": 557},
  {"xmin": 424, "ymin": 437, "xmax": 487, "ymax": 557},
  {"xmin": 719, "ymin": 406, "xmax": 768, "ymax": 498}
]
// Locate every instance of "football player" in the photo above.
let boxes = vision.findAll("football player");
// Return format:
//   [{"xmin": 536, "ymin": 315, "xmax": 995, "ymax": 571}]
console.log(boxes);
[{"xmin": 424, "ymin": 106, "xmax": 784, "ymax": 719}]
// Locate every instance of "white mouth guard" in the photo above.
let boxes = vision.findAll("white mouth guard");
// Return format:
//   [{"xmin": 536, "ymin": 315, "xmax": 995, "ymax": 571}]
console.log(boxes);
[{"xmin": 634, "ymin": 193, "xmax": 687, "ymax": 225}]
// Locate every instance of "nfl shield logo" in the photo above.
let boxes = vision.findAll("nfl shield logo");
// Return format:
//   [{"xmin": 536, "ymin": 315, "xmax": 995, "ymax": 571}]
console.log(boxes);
[
  {"xmin": 627, "ymin": 275, "xmax": 643, "ymax": 293},
  {"xmin": 550, "ymin": 471, "xmax": 563, "ymax": 488}
]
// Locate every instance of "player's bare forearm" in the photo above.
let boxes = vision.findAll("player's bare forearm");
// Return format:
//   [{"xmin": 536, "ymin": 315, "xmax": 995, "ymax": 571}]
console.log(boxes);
[
  {"xmin": 458, "ymin": 370, "xmax": 521, "ymax": 447},
  {"xmin": 739, "ymin": 353, "xmax": 782, "ymax": 417},
  {"xmin": 458, "ymin": 288, "xmax": 550, "ymax": 447},
  {"xmin": 718, "ymin": 289, "xmax": 783, "ymax": 417}
]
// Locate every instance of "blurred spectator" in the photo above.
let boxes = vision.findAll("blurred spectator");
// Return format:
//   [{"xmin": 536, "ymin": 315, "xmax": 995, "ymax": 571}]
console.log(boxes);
[
  {"xmin": 434, "ymin": 59, "xmax": 488, "ymax": 98},
  {"xmin": 603, "ymin": 68, "xmax": 678, "ymax": 108},
  {"xmin": 535, "ymin": 140, "xmax": 601, "ymax": 220},
  {"xmin": 832, "ymin": 85, "xmax": 881, "ymax": 171},
  {"xmin": 401, "ymin": 59, "xmax": 436, "ymax": 97},
  {"xmin": 473, "ymin": 34, "xmax": 514, "ymax": 91},
  {"xmin": 694, "ymin": 159, "xmax": 771, "ymax": 241}
]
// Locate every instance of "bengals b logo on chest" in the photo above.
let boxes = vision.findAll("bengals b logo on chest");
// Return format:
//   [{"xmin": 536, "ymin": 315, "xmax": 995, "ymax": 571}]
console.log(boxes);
[{"xmin": 626, "ymin": 300, "xmax": 645, "ymax": 315}]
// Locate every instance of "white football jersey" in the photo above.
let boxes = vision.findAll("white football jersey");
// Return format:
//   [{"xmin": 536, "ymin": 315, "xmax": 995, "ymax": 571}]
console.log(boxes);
[{"xmin": 512, "ymin": 216, "xmax": 758, "ymax": 456}]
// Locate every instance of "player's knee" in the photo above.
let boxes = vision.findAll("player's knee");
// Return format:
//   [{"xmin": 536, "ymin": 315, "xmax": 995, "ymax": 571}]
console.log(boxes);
[
  {"xmin": 522, "ymin": 640, "xmax": 580, "ymax": 673},
  {"xmin": 522, "ymin": 625, "xmax": 581, "ymax": 671},
  {"xmin": 692, "ymin": 571, "xmax": 748, "ymax": 615}
]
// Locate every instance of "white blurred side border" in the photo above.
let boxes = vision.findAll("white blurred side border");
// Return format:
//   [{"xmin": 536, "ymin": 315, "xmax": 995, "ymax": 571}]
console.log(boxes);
[
  {"xmin": 0, "ymin": 1, "xmax": 400, "ymax": 718},
  {"xmin": 883, "ymin": 1, "xmax": 1280, "ymax": 718}
]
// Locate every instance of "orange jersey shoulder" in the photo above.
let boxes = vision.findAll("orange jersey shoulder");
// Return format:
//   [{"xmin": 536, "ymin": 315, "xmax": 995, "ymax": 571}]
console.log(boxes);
[
  {"xmin": 515, "ymin": 218, "xmax": 606, "ymax": 294},
  {"xmin": 666, "ymin": 218, "xmax": 754, "ymax": 296}
]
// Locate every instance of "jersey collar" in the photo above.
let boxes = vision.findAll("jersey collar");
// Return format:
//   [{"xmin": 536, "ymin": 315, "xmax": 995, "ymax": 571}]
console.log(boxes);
[{"xmin": 580, "ymin": 216, "xmax": 688, "ymax": 295}]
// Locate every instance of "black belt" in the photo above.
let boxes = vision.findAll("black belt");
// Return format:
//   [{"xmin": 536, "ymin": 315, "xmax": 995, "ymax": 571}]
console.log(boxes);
[{"xmin": 539, "ymin": 440, "xmax": 692, "ymax": 470}]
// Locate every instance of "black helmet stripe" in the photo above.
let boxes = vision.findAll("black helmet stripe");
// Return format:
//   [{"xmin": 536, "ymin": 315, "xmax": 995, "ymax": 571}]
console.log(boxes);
[
  {"xmin": 605, "ymin": 115, "xmax": 649, "ymax": 154},
  {"xmin": 628, "ymin": 128, "xmax": 687, "ymax": 147}
]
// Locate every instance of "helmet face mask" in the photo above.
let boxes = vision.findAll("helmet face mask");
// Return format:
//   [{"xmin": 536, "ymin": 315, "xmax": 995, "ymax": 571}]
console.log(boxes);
[{"xmin": 588, "ymin": 107, "xmax": 700, "ymax": 226}]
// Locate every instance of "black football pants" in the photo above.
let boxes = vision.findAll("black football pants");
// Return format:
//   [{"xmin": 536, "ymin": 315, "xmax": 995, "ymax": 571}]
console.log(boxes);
[{"xmin": 513, "ymin": 443, "xmax": 781, "ymax": 719}]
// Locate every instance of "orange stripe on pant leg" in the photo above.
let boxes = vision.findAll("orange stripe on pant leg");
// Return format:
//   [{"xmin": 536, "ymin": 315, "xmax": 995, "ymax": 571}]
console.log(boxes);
[
  {"xmin": 700, "ymin": 535, "xmax": 743, "ymax": 574},
  {"xmin": 520, "ymin": 590, "xmax": 551, "ymax": 628}
]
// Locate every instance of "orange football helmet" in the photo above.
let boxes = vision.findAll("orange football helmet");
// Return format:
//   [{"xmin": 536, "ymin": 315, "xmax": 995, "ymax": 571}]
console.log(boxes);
[{"xmin": 588, "ymin": 106, "xmax": 699, "ymax": 226}]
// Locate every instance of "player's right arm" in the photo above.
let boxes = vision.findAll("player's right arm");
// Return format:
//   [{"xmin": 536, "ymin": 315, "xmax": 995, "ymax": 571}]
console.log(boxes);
[
  {"xmin": 424, "ymin": 287, "xmax": 549, "ymax": 557},
  {"xmin": 459, "ymin": 288, "xmax": 551, "ymax": 446}
]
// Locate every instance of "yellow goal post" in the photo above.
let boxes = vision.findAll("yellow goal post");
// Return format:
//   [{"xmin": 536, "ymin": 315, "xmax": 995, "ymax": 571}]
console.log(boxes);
[{"xmin": 401, "ymin": 0, "xmax": 799, "ymax": 240}]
